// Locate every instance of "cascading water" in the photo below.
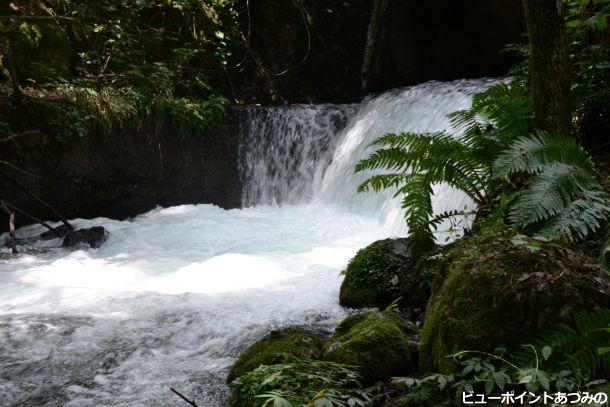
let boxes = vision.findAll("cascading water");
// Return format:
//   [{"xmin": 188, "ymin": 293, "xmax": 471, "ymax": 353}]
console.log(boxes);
[{"xmin": 0, "ymin": 79, "xmax": 495, "ymax": 406}]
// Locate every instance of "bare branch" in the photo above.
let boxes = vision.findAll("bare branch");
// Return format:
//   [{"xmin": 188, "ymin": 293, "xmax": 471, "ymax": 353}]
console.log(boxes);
[
  {"xmin": 0, "ymin": 15, "xmax": 76, "ymax": 22},
  {"xmin": 0, "ymin": 161, "xmax": 41, "ymax": 178},
  {"xmin": 170, "ymin": 388, "xmax": 198, "ymax": 407},
  {"xmin": 0, "ymin": 129, "xmax": 40, "ymax": 144}
]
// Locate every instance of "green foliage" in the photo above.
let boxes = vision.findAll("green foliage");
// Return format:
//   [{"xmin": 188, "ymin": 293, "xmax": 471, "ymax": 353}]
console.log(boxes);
[
  {"xmin": 494, "ymin": 131, "xmax": 610, "ymax": 242},
  {"xmin": 229, "ymin": 356, "xmax": 372, "ymax": 407},
  {"xmin": 1, "ymin": 0, "xmax": 240, "ymax": 140},
  {"xmin": 356, "ymin": 78, "xmax": 610, "ymax": 250},
  {"xmin": 565, "ymin": 0, "xmax": 610, "ymax": 142},
  {"xmin": 394, "ymin": 309, "xmax": 610, "ymax": 406}
]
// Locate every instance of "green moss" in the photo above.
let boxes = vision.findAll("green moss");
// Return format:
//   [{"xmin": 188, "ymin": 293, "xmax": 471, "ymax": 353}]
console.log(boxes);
[
  {"xmin": 322, "ymin": 310, "xmax": 414, "ymax": 384},
  {"xmin": 339, "ymin": 238, "xmax": 414, "ymax": 308},
  {"xmin": 399, "ymin": 244, "xmax": 454, "ymax": 308},
  {"xmin": 227, "ymin": 328, "xmax": 324, "ymax": 382},
  {"xmin": 419, "ymin": 228, "xmax": 610, "ymax": 374}
]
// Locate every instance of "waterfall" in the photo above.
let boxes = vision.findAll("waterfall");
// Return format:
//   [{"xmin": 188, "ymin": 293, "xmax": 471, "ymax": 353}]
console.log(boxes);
[
  {"xmin": 0, "ymin": 78, "xmax": 503, "ymax": 406},
  {"xmin": 239, "ymin": 78, "xmax": 499, "ymax": 236}
]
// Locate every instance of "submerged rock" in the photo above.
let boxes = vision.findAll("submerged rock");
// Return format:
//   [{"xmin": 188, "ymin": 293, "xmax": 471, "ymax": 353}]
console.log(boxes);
[
  {"xmin": 40, "ymin": 224, "xmax": 73, "ymax": 240},
  {"xmin": 339, "ymin": 238, "xmax": 418, "ymax": 308},
  {"xmin": 62, "ymin": 226, "xmax": 108, "ymax": 249},
  {"xmin": 322, "ymin": 310, "xmax": 415, "ymax": 384},
  {"xmin": 419, "ymin": 228, "xmax": 610, "ymax": 374},
  {"xmin": 227, "ymin": 328, "xmax": 324, "ymax": 383}
]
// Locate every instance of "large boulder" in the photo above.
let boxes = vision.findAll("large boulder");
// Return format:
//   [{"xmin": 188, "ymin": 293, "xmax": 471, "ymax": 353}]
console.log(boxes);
[
  {"xmin": 340, "ymin": 238, "xmax": 417, "ymax": 308},
  {"xmin": 322, "ymin": 310, "xmax": 415, "ymax": 384},
  {"xmin": 62, "ymin": 226, "xmax": 108, "ymax": 249},
  {"xmin": 420, "ymin": 228, "xmax": 610, "ymax": 374},
  {"xmin": 227, "ymin": 328, "xmax": 324, "ymax": 383}
]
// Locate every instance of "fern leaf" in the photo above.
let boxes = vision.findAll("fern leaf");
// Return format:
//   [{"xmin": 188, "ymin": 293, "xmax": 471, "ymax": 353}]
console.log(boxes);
[
  {"xmin": 509, "ymin": 163, "xmax": 600, "ymax": 227},
  {"xmin": 536, "ymin": 189, "xmax": 610, "ymax": 241},
  {"xmin": 493, "ymin": 131, "xmax": 596, "ymax": 178}
]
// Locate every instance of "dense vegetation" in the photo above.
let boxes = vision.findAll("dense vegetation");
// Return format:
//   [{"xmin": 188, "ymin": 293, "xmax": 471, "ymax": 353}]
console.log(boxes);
[{"xmin": 0, "ymin": 0, "xmax": 242, "ymax": 140}]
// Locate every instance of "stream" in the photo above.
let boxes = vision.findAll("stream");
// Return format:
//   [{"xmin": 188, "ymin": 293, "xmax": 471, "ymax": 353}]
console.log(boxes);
[{"xmin": 0, "ymin": 78, "xmax": 496, "ymax": 406}]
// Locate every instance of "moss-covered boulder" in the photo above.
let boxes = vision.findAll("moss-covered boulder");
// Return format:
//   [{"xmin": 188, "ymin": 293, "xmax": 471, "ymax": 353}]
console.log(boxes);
[
  {"xmin": 340, "ymin": 238, "xmax": 419, "ymax": 308},
  {"xmin": 420, "ymin": 228, "xmax": 610, "ymax": 374},
  {"xmin": 398, "ymin": 244, "xmax": 453, "ymax": 309},
  {"xmin": 322, "ymin": 310, "xmax": 415, "ymax": 384},
  {"xmin": 227, "ymin": 328, "xmax": 324, "ymax": 382}
]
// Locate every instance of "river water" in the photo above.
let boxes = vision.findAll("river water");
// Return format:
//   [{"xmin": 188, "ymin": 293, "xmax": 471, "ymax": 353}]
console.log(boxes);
[{"xmin": 0, "ymin": 78, "xmax": 495, "ymax": 406}]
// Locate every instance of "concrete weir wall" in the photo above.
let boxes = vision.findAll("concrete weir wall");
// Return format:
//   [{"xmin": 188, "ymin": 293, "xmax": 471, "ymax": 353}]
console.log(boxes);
[{"xmin": 0, "ymin": 114, "xmax": 241, "ymax": 230}]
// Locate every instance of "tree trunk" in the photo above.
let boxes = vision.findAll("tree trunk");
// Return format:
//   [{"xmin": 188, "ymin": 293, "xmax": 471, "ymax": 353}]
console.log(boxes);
[
  {"xmin": 0, "ymin": 45, "xmax": 23, "ymax": 105},
  {"xmin": 522, "ymin": 0, "xmax": 572, "ymax": 135},
  {"xmin": 361, "ymin": 0, "xmax": 391, "ymax": 92}
]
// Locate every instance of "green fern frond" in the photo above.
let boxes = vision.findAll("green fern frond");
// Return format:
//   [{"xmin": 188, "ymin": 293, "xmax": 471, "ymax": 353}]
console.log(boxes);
[
  {"xmin": 493, "ymin": 131, "xmax": 596, "ymax": 177},
  {"xmin": 357, "ymin": 173, "xmax": 410, "ymax": 193},
  {"xmin": 536, "ymin": 190, "xmax": 610, "ymax": 241},
  {"xmin": 509, "ymin": 163, "xmax": 601, "ymax": 227},
  {"xmin": 513, "ymin": 309, "xmax": 610, "ymax": 384},
  {"xmin": 397, "ymin": 173, "xmax": 435, "ymax": 249},
  {"xmin": 470, "ymin": 82, "xmax": 533, "ymax": 139}
]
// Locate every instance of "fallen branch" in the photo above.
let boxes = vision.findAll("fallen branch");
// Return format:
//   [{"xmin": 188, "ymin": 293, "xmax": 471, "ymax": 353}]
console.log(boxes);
[
  {"xmin": 170, "ymin": 388, "xmax": 198, "ymax": 407},
  {"xmin": 0, "ymin": 161, "xmax": 41, "ymax": 178},
  {"xmin": 0, "ymin": 129, "xmax": 40, "ymax": 144},
  {"xmin": 0, "ymin": 15, "xmax": 76, "ymax": 21},
  {"xmin": 0, "ymin": 170, "xmax": 72, "ymax": 230},
  {"xmin": 4, "ymin": 202, "xmax": 62, "ymax": 237}
]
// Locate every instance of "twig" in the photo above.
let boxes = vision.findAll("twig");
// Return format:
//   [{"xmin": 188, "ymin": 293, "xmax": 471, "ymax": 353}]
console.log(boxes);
[
  {"xmin": 0, "ymin": 170, "xmax": 72, "ymax": 229},
  {"xmin": 0, "ymin": 161, "xmax": 41, "ymax": 178},
  {"xmin": 0, "ymin": 129, "xmax": 40, "ymax": 144},
  {"xmin": 4, "ymin": 202, "xmax": 62, "ymax": 237},
  {"xmin": 0, "ymin": 15, "xmax": 76, "ymax": 21},
  {"xmin": 170, "ymin": 388, "xmax": 198, "ymax": 407}
]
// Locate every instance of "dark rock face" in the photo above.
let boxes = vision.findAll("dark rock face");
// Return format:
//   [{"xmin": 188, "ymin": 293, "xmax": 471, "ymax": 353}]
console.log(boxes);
[
  {"xmin": 62, "ymin": 226, "xmax": 108, "ymax": 249},
  {"xmin": 237, "ymin": 0, "xmax": 525, "ymax": 103},
  {"xmin": 0, "ymin": 113, "xmax": 241, "ymax": 232}
]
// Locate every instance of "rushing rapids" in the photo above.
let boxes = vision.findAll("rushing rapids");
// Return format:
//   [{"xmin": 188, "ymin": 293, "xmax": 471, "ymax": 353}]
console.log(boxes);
[{"xmin": 0, "ymin": 79, "xmax": 495, "ymax": 406}]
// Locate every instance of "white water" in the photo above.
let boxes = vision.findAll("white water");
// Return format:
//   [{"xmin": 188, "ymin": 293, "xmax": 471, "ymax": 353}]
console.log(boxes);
[{"xmin": 0, "ymin": 79, "xmax": 495, "ymax": 406}]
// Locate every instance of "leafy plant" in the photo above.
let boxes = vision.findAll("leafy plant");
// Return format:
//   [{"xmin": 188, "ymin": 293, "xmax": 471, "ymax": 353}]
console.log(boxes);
[
  {"xmin": 356, "ymin": 80, "xmax": 610, "ymax": 250},
  {"xmin": 494, "ymin": 131, "xmax": 610, "ymax": 242},
  {"xmin": 355, "ymin": 82, "xmax": 532, "ymax": 248},
  {"xmin": 229, "ymin": 356, "xmax": 372, "ymax": 407},
  {"xmin": 392, "ymin": 310, "xmax": 610, "ymax": 406}
]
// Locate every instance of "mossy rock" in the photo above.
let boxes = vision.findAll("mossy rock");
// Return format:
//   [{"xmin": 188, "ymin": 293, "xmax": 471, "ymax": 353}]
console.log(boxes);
[
  {"xmin": 322, "ymin": 310, "xmax": 415, "ymax": 384},
  {"xmin": 420, "ymin": 228, "xmax": 610, "ymax": 374},
  {"xmin": 340, "ymin": 238, "xmax": 417, "ymax": 308},
  {"xmin": 227, "ymin": 328, "xmax": 324, "ymax": 382},
  {"xmin": 399, "ymin": 244, "xmax": 453, "ymax": 309}
]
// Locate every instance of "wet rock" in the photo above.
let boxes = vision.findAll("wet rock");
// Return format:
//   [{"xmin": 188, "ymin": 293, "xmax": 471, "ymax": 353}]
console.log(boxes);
[
  {"xmin": 62, "ymin": 226, "xmax": 108, "ymax": 249},
  {"xmin": 40, "ymin": 224, "xmax": 73, "ymax": 240}
]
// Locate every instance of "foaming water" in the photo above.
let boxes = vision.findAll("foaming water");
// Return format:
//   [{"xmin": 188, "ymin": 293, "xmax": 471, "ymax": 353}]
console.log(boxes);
[
  {"xmin": 0, "ymin": 79, "xmax": 497, "ymax": 406},
  {"xmin": 240, "ymin": 78, "xmax": 498, "ymax": 235},
  {"xmin": 0, "ymin": 204, "xmax": 386, "ymax": 406}
]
